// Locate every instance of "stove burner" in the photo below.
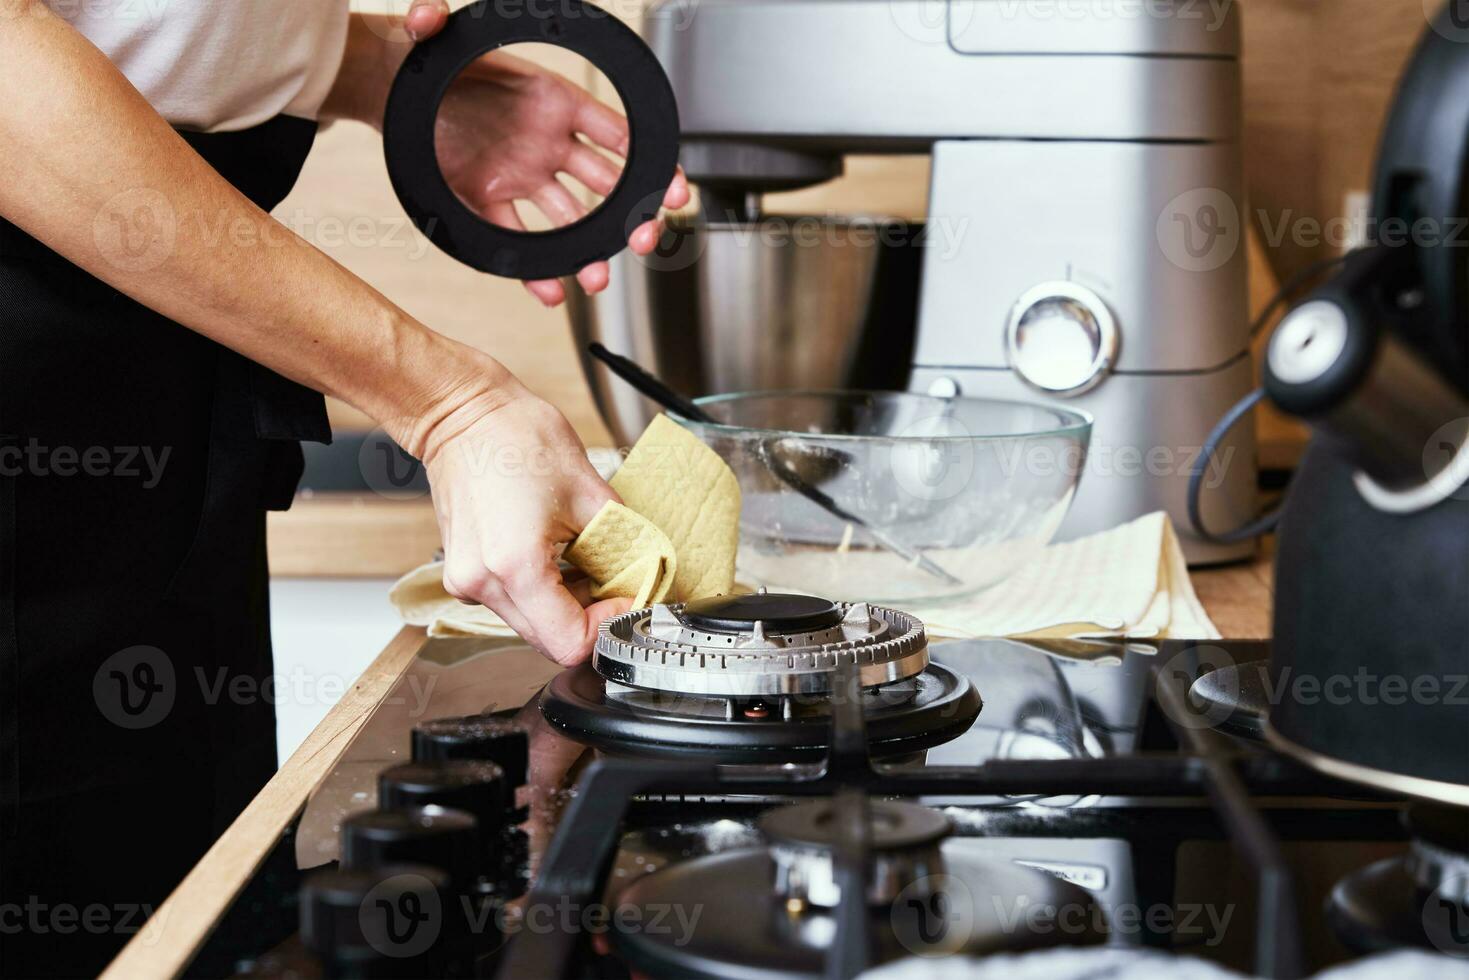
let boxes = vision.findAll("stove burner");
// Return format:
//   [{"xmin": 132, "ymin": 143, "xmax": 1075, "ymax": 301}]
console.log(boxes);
[
  {"xmin": 764, "ymin": 800, "xmax": 949, "ymax": 907},
  {"xmin": 592, "ymin": 592, "xmax": 929, "ymax": 698},
  {"xmin": 538, "ymin": 661, "xmax": 980, "ymax": 762},
  {"xmin": 1326, "ymin": 804, "xmax": 1469, "ymax": 958},
  {"xmin": 610, "ymin": 798, "xmax": 1106, "ymax": 978}
]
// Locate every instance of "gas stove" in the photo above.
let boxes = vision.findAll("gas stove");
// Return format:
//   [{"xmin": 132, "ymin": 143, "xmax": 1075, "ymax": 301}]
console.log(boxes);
[
  {"xmin": 212, "ymin": 595, "xmax": 1468, "ymax": 980},
  {"xmin": 540, "ymin": 592, "xmax": 980, "ymax": 761}
]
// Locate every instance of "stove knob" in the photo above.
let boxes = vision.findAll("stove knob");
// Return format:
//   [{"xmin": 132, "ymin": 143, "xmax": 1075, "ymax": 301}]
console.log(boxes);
[
  {"xmin": 1005, "ymin": 281, "xmax": 1119, "ymax": 396},
  {"xmin": 300, "ymin": 864, "xmax": 450, "ymax": 976},
  {"xmin": 341, "ymin": 806, "xmax": 483, "ymax": 888},
  {"xmin": 379, "ymin": 760, "xmax": 509, "ymax": 831},
  {"xmin": 411, "ymin": 714, "xmax": 529, "ymax": 790}
]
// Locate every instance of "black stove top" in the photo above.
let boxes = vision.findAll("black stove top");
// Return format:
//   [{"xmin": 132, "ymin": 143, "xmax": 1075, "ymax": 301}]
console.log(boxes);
[{"xmin": 207, "ymin": 633, "xmax": 1468, "ymax": 980}]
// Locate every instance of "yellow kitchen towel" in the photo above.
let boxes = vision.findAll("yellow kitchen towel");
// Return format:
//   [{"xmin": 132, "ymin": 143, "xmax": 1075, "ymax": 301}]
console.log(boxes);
[
  {"xmin": 565, "ymin": 501, "xmax": 680, "ymax": 605},
  {"xmin": 603, "ymin": 413, "xmax": 741, "ymax": 601},
  {"xmin": 909, "ymin": 511, "xmax": 1220, "ymax": 641},
  {"xmin": 392, "ymin": 508, "xmax": 1217, "ymax": 641},
  {"xmin": 390, "ymin": 413, "xmax": 740, "ymax": 638}
]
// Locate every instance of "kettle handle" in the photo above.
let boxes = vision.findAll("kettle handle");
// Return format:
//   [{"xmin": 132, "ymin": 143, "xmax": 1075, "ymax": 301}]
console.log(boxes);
[{"xmin": 382, "ymin": 0, "xmax": 680, "ymax": 281}]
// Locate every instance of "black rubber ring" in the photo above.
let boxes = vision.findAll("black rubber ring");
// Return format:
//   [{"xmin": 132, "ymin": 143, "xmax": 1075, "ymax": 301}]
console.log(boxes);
[{"xmin": 383, "ymin": 0, "xmax": 680, "ymax": 280}]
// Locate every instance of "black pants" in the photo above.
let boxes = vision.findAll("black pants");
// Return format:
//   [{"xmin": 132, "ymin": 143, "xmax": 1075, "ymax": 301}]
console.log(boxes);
[{"xmin": 0, "ymin": 117, "xmax": 329, "ymax": 977}]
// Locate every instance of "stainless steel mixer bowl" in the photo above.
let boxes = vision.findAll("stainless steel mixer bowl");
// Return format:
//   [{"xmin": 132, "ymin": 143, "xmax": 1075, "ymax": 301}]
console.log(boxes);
[{"xmin": 567, "ymin": 216, "xmax": 923, "ymax": 446}]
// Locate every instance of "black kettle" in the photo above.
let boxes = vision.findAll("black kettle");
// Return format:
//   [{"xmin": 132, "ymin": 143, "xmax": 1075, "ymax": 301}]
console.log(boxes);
[{"xmin": 1261, "ymin": 5, "xmax": 1469, "ymax": 804}]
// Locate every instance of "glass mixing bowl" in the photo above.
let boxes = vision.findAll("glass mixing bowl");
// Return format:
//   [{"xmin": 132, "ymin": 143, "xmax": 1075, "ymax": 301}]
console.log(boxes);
[{"xmin": 676, "ymin": 391, "xmax": 1092, "ymax": 604}]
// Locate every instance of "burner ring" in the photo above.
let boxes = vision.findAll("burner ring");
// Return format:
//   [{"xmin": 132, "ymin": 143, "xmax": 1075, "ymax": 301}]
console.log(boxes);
[
  {"xmin": 539, "ymin": 661, "xmax": 981, "ymax": 762},
  {"xmin": 593, "ymin": 597, "xmax": 929, "ymax": 698}
]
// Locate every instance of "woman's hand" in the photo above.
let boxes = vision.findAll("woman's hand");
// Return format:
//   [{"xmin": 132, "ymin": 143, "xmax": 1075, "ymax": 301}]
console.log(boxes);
[
  {"xmin": 399, "ymin": 0, "xmax": 689, "ymax": 306},
  {"xmin": 421, "ymin": 375, "xmax": 632, "ymax": 665}
]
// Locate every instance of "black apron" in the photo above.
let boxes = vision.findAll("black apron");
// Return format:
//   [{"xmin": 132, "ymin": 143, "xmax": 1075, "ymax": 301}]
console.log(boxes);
[{"xmin": 0, "ymin": 116, "xmax": 330, "ymax": 977}]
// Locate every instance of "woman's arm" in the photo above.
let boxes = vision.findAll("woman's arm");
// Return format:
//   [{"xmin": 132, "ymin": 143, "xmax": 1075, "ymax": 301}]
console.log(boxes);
[
  {"xmin": 0, "ymin": 0, "xmax": 663, "ymax": 663},
  {"xmin": 0, "ymin": 1, "xmax": 473, "ymax": 456}
]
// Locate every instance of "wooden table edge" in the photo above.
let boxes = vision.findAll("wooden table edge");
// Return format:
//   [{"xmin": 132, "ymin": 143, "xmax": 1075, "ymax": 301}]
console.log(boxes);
[{"xmin": 100, "ymin": 626, "xmax": 429, "ymax": 980}]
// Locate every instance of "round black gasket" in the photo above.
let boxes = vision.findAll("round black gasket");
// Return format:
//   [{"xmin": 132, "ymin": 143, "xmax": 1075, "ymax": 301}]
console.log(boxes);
[
  {"xmin": 537, "ymin": 662, "xmax": 982, "ymax": 762},
  {"xmin": 383, "ymin": 0, "xmax": 680, "ymax": 280}
]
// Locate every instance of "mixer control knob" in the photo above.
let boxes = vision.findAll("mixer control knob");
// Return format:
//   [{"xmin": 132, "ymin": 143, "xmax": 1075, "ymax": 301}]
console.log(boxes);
[{"xmin": 1005, "ymin": 281, "xmax": 1119, "ymax": 396}]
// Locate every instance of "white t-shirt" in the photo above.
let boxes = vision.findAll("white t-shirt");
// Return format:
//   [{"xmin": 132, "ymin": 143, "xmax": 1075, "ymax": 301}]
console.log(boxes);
[{"xmin": 44, "ymin": 0, "xmax": 351, "ymax": 132}]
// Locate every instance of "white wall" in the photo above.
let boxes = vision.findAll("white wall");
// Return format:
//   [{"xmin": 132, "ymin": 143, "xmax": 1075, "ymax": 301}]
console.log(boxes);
[{"xmin": 268, "ymin": 578, "xmax": 403, "ymax": 759}]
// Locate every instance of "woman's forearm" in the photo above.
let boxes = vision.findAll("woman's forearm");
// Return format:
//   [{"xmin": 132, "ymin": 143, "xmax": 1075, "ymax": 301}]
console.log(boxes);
[{"xmin": 0, "ymin": 1, "xmax": 505, "ymax": 457}]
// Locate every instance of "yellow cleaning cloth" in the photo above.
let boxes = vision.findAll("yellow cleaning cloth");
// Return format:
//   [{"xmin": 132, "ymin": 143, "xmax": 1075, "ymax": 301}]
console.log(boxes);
[
  {"xmin": 600, "ymin": 413, "xmax": 741, "ymax": 601},
  {"xmin": 564, "ymin": 502, "xmax": 679, "ymax": 606},
  {"xmin": 390, "ymin": 414, "xmax": 740, "ymax": 637}
]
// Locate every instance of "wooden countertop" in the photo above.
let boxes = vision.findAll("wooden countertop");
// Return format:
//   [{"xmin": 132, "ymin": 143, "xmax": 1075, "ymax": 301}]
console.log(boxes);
[
  {"xmin": 1193, "ymin": 539, "xmax": 1275, "ymax": 641},
  {"xmin": 104, "ymin": 550, "xmax": 1273, "ymax": 978}
]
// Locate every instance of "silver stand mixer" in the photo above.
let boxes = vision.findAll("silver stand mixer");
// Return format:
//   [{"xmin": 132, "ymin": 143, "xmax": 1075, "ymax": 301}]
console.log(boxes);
[{"xmin": 572, "ymin": 0, "xmax": 1257, "ymax": 564}]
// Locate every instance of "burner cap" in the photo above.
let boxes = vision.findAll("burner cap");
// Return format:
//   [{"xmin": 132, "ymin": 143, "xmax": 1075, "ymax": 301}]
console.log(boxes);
[{"xmin": 680, "ymin": 593, "xmax": 843, "ymax": 634}]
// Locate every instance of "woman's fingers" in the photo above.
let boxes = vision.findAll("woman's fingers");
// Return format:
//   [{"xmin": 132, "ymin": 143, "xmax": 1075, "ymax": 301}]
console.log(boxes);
[
  {"xmin": 529, "ymin": 183, "xmax": 610, "ymax": 294},
  {"xmin": 484, "ymin": 200, "xmax": 566, "ymax": 306},
  {"xmin": 628, "ymin": 218, "xmax": 662, "ymax": 255},
  {"xmin": 530, "ymin": 180, "xmax": 586, "ymax": 226},
  {"xmin": 574, "ymin": 98, "xmax": 630, "ymax": 155},
  {"xmin": 564, "ymin": 143, "xmax": 623, "ymax": 197},
  {"xmin": 503, "ymin": 560, "xmax": 626, "ymax": 665},
  {"xmin": 664, "ymin": 166, "xmax": 690, "ymax": 209},
  {"xmin": 404, "ymin": 0, "xmax": 450, "ymax": 41},
  {"xmin": 441, "ymin": 558, "xmax": 541, "ymax": 644}
]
